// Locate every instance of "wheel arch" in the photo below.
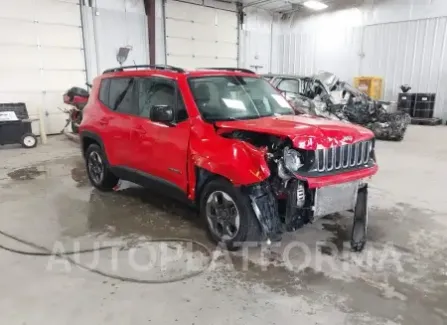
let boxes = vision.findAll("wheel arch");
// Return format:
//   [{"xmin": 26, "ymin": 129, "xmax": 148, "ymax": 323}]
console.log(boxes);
[
  {"xmin": 80, "ymin": 131, "xmax": 104, "ymax": 158},
  {"xmin": 194, "ymin": 167, "xmax": 228, "ymax": 206}
]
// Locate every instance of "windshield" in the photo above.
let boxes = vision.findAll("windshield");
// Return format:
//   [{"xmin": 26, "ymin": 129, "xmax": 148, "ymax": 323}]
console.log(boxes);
[{"xmin": 188, "ymin": 76, "xmax": 294, "ymax": 121}]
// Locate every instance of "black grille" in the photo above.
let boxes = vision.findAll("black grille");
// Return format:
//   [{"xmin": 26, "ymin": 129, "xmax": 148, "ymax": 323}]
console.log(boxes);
[{"xmin": 315, "ymin": 140, "xmax": 372, "ymax": 173}]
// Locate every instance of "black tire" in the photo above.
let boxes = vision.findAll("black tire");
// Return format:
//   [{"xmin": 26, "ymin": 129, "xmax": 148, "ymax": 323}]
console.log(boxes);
[
  {"xmin": 71, "ymin": 121, "xmax": 79, "ymax": 134},
  {"xmin": 20, "ymin": 133, "xmax": 37, "ymax": 149},
  {"xmin": 85, "ymin": 144, "xmax": 119, "ymax": 191},
  {"xmin": 351, "ymin": 187, "xmax": 368, "ymax": 252},
  {"xmin": 199, "ymin": 178, "xmax": 262, "ymax": 251}
]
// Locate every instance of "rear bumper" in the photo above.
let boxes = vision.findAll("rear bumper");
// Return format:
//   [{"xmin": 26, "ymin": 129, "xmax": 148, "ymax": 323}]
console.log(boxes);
[{"xmin": 295, "ymin": 165, "xmax": 378, "ymax": 189}]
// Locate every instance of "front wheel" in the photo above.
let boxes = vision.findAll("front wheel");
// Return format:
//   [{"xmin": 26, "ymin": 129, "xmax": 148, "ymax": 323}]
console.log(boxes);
[{"xmin": 200, "ymin": 179, "xmax": 262, "ymax": 251}]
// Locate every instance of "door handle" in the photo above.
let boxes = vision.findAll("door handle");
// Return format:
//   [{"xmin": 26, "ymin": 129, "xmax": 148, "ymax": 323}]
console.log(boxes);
[
  {"xmin": 99, "ymin": 117, "xmax": 110, "ymax": 126},
  {"xmin": 134, "ymin": 126, "xmax": 146, "ymax": 135}
]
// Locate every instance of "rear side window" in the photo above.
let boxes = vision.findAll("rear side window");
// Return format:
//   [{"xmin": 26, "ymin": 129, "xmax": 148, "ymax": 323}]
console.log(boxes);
[
  {"xmin": 109, "ymin": 78, "xmax": 131, "ymax": 110},
  {"xmin": 99, "ymin": 78, "xmax": 138, "ymax": 115},
  {"xmin": 99, "ymin": 79, "xmax": 110, "ymax": 104},
  {"xmin": 112, "ymin": 79, "xmax": 137, "ymax": 115}
]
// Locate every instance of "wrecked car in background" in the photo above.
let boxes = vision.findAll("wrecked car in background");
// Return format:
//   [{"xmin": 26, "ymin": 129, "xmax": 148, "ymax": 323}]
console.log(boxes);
[{"xmin": 266, "ymin": 72, "xmax": 411, "ymax": 141}]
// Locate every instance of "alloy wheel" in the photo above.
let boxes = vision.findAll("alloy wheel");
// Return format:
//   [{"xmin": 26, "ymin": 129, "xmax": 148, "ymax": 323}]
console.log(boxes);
[
  {"xmin": 205, "ymin": 191, "xmax": 240, "ymax": 241},
  {"xmin": 87, "ymin": 151, "xmax": 104, "ymax": 185}
]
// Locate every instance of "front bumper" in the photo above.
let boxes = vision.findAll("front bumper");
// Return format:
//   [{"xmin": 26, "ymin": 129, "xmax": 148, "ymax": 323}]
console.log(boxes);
[{"xmin": 295, "ymin": 165, "xmax": 378, "ymax": 189}]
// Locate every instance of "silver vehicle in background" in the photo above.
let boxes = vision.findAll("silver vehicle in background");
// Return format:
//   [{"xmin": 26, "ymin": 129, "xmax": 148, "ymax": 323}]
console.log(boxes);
[{"xmin": 265, "ymin": 72, "xmax": 411, "ymax": 141}]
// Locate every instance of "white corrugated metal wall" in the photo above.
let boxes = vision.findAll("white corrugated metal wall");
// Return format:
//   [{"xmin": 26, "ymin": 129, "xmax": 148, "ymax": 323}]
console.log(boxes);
[
  {"xmin": 360, "ymin": 18, "xmax": 447, "ymax": 116},
  {"xmin": 82, "ymin": 0, "xmax": 149, "ymax": 80},
  {"xmin": 0, "ymin": 0, "xmax": 86, "ymax": 135},
  {"xmin": 243, "ymin": 0, "xmax": 447, "ymax": 120}
]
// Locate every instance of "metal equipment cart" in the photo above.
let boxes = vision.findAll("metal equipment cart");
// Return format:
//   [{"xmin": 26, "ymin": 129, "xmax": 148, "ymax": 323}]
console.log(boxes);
[{"xmin": 0, "ymin": 103, "xmax": 38, "ymax": 149}]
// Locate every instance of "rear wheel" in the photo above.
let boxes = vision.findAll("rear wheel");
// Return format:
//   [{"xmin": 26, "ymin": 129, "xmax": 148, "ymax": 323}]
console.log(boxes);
[
  {"xmin": 71, "ymin": 112, "xmax": 82, "ymax": 134},
  {"xmin": 85, "ymin": 144, "xmax": 118, "ymax": 191},
  {"xmin": 200, "ymin": 178, "xmax": 261, "ymax": 250},
  {"xmin": 71, "ymin": 121, "xmax": 79, "ymax": 134}
]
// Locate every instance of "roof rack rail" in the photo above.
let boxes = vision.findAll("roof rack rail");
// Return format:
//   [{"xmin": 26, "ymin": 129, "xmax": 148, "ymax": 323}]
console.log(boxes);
[
  {"xmin": 198, "ymin": 67, "xmax": 257, "ymax": 74},
  {"xmin": 103, "ymin": 64, "xmax": 185, "ymax": 74}
]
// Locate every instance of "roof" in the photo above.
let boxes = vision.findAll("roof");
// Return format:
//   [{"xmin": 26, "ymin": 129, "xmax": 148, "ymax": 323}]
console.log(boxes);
[
  {"xmin": 262, "ymin": 73, "xmax": 309, "ymax": 79},
  {"xmin": 101, "ymin": 65, "xmax": 259, "ymax": 79}
]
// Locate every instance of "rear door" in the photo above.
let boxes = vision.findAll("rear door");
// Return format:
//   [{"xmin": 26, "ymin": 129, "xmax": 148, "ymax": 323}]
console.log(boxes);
[
  {"xmin": 99, "ymin": 77, "xmax": 136, "ymax": 166},
  {"xmin": 130, "ymin": 76, "xmax": 190, "ymax": 192}
]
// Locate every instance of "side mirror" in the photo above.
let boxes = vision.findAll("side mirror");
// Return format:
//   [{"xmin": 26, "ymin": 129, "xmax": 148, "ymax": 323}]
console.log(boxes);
[{"xmin": 150, "ymin": 105, "xmax": 174, "ymax": 125}]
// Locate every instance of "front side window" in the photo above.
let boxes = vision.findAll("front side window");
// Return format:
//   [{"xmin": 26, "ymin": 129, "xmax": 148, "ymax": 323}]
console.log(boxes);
[
  {"xmin": 137, "ymin": 77, "xmax": 188, "ymax": 122},
  {"xmin": 278, "ymin": 79, "xmax": 299, "ymax": 94},
  {"xmin": 188, "ymin": 76, "xmax": 294, "ymax": 122}
]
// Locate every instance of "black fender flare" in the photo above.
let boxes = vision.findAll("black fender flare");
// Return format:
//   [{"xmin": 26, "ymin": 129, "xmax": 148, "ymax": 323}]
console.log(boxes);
[{"xmin": 79, "ymin": 131, "xmax": 105, "ymax": 158}]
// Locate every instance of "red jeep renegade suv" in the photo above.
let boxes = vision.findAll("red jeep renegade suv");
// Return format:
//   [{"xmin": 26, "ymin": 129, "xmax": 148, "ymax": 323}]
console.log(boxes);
[{"xmin": 80, "ymin": 65, "xmax": 378, "ymax": 251}]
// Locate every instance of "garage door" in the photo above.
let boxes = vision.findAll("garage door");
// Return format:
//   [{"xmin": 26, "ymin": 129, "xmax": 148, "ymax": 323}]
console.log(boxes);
[
  {"xmin": 0, "ymin": 0, "xmax": 86, "ymax": 135},
  {"xmin": 165, "ymin": 0, "xmax": 238, "ymax": 69}
]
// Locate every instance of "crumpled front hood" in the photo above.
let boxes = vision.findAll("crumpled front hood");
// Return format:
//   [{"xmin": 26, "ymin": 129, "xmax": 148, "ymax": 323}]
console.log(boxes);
[
  {"xmin": 215, "ymin": 115, "xmax": 374, "ymax": 150},
  {"xmin": 315, "ymin": 71, "xmax": 339, "ymax": 90}
]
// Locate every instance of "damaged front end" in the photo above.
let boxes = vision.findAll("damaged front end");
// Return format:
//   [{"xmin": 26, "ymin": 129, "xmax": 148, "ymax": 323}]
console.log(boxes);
[{"xmin": 223, "ymin": 130, "xmax": 375, "ymax": 251}]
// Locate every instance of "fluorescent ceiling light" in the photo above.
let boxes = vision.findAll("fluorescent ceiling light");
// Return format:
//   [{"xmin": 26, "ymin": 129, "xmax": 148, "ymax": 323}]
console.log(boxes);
[{"xmin": 303, "ymin": 0, "xmax": 328, "ymax": 10}]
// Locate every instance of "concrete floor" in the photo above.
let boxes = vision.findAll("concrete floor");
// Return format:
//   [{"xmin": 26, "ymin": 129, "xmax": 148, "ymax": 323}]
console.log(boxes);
[{"xmin": 0, "ymin": 126, "xmax": 446, "ymax": 325}]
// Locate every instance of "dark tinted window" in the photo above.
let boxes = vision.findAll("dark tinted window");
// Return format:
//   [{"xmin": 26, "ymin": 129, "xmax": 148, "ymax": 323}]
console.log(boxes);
[
  {"xmin": 108, "ymin": 78, "xmax": 131, "ymax": 109},
  {"xmin": 137, "ymin": 78, "xmax": 187, "ymax": 121},
  {"xmin": 278, "ymin": 79, "xmax": 299, "ymax": 94},
  {"xmin": 114, "ymin": 79, "xmax": 137, "ymax": 115},
  {"xmin": 99, "ymin": 79, "xmax": 110, "ymax": 104},
  {"xmin": 176, "ymin": 94, "xmax": 188, "ymax": 122}
]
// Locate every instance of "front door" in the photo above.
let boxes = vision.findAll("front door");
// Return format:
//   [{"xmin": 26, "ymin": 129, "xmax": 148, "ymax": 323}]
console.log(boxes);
[{"xmin": 130, "ymin": 77, "xmax": 190, "ymax": 192}]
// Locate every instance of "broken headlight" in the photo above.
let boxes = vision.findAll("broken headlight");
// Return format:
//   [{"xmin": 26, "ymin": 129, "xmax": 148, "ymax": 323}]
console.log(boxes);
[{"xmin": 283, "ymin": 147, "xmax": 303, "ymax": 173}]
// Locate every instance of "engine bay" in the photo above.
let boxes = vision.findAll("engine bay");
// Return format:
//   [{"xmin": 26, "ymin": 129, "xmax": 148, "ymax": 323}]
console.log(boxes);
[{"xmin": 221, "ymin": 130, "xmax": 313, "ymax": 231}]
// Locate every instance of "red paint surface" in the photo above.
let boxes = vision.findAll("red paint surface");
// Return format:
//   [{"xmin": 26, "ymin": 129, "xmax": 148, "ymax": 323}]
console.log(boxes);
[{"xmin": 215, "ymin": 114, "xmax": 374, "ymax": 150}]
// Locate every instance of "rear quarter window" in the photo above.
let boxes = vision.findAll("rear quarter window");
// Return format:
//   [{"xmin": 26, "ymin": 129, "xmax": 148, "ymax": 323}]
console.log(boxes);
[{"xmin": 98, "ymin": 78, "xmax": 110, "ymax": 105}]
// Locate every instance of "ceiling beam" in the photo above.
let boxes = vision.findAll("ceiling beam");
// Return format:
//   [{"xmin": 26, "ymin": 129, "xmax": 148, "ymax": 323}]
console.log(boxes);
[{"xmin": 144, "ymin": 0, "xmax": 156, "ymax": 65}]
